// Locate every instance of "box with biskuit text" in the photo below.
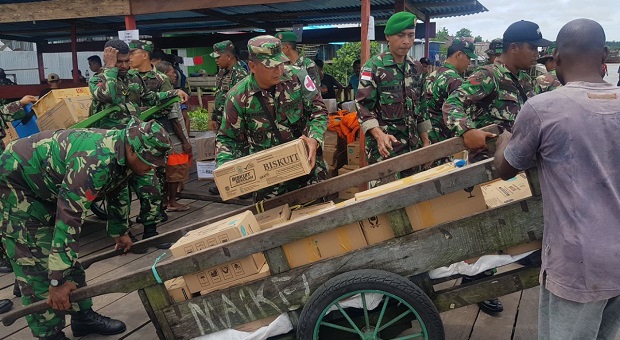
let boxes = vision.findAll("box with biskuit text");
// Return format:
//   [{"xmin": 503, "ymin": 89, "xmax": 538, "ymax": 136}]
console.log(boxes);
[
  {"xmin": 32, "ymin": 87, "xmax": 91, "ymax": 117},
  {"xmin": 213, "ymin": 139, "xmax": 312, "ymax": 200},
  {"xmin": 36, "ymin": 96, "xmax": 92, "ymax": 130}
]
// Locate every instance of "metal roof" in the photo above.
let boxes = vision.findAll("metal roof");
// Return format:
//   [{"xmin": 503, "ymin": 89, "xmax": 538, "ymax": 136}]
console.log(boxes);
[{"xmin": 0, "ymin": 0, "xmax": 487, "ymax": 43}]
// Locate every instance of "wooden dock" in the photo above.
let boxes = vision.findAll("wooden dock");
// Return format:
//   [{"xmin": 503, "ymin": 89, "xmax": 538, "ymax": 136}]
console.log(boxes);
[{"xmin": 0, "ymin": 175, "xmax": 617, "ymax": 340}]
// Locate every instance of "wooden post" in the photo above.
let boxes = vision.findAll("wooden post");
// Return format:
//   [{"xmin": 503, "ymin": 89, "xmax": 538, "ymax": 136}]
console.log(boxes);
[
  {"xmin": 70, "ymin": 24, "xmax": 79, "ymax": 83},
  {"xmin": 36, "ymin": 42, "xmax": 45, "ymax": 84},
  {"xmin": 358, "ymin": 0, "xmax": 371, "ymax": 190},
  {"xmin": 125, "ymin": 15, "xmax": 137, "ymax": 30}
]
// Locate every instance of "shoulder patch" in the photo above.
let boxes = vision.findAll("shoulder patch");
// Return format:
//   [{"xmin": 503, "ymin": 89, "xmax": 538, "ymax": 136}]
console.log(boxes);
[
  {"xmin": 361, "ymin": 69, "xmax": 372, "ymax": 81},
  {"xmin": 304, "ymin": 75, "xmax": 316, "ymax": 91}
]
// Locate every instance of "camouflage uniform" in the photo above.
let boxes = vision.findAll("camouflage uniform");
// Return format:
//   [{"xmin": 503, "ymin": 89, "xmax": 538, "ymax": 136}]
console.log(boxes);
[
  {"xmin": 216, "ymin": 36, "xmax": 328, "ymax": 201},
  {"xmin": 355, "ymin": 52, "xmax": 430, "ymax": 164},
  {"xmin": 0, "ymin": 120, "xmax": 170, "ymax": 338},
  {"xmin": 275, "ymin": 32, "xmax": 320, "ymax": 89},
  {"xmin": 0, "ymin": 100, "xmax": 26, "ymax": 150},
  {"xmin": 443, "ymin": 60, "xmax": 535, "ymax": 136},
  {"xmin": 534, "ymin": 70, "xmax": 561, "ymax": 94},
  {"xmin": 422, "ymin": 63, "xmax": 464, "ymax": 143},
  {"xmin": 212, "ymin": 43, "xmax": 249, "ymax": 127}
]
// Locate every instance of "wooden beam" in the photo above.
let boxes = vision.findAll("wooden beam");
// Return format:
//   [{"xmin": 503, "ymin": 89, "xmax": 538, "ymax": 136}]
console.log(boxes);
[
  {"xmin": 125, "ymin": 15, "xmax": 137, "ymax": 30},
  {"xmin": 71, "ymin": 24, "xmax": 79, "ymax": 84},
  {"xmin": 129, "ymin": 0, "xmax": 302, "ymax": 15},
  {"xmin": 0, "ymin": 0, "xmax": 130, "ymax": 23},
  {"xmin": 418, "ymin": 0, "xmax": 478, "ymax": 9},
  {"xmin": 195, "ymin": 9, "xmax": 269, "ymax": 31},
  {"xmin": 404, "ymin": 0, "xmax": 427, "ymax": 22},
  {"xmin": 36, "ymin": 43, "xmax": 45, "ymax": 84}
]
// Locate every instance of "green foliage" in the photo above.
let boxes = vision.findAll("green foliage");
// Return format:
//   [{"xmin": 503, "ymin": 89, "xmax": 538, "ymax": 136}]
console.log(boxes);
[
  {"xmin": 607, "ymin": 41, "xmax": 620, "ymax": 50},
  {"xmin": 188, "ymin": 107, "xmax": 210, "ymax": 131},
  {"xmin": 474, "ymin": 35, "xmax": 483, "ymax": 43},
  {"xmin": 455, "ymin": 28, "xmax": 472, "ymax": 38},
  {"xmin": 323, "ymin": 42, "xmax": 381, "ymax": 85},
  {"xmin": 433, "ymin": 27, "xmax": 449, "ymax": 42}
]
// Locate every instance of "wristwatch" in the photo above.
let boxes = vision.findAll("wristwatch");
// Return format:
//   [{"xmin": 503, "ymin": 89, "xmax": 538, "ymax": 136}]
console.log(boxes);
[{"xmin": 50, "ymin": 278, "xmax": 65, "ymax": 287}]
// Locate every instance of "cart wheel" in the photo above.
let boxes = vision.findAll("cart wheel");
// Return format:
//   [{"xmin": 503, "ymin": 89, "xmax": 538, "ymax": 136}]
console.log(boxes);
[
  {"xmin": 90, "ymin": 199, "xmax": 108, "ymax": 220},
  {"xmin": 297, "ymin": 269, "xmax": 444, "ymax": 340}
]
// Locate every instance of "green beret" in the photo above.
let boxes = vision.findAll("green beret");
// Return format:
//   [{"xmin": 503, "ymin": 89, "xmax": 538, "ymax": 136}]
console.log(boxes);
[
  {"xmin": 384, "ymin": 11, "xmax": 417, "ymax": 36},
  {"xmin": 275, "ymin": 31, "xmax": 299, "ymax": 42}
]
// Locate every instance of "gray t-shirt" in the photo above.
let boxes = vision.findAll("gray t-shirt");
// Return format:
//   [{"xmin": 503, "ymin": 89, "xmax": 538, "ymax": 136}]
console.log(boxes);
[{"xmin": 505, "ymin": 81, "xmax": 620, "ymax": 303}]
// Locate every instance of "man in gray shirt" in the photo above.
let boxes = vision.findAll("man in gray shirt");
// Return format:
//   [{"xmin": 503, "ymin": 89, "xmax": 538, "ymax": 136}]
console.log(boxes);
[{"xmin": 495, "ymin": 18, "xmax": 620, "ymax": 340}]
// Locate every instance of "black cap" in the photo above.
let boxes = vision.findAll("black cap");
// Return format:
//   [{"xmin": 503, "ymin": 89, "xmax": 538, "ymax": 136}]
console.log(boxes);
[
  {"xmin": 419, "ymin": 57, "xmax": 430, "ymax": 65},
  {"xmin": 503, "ymin": 20, "xmax": 552, "ymax": 47}
]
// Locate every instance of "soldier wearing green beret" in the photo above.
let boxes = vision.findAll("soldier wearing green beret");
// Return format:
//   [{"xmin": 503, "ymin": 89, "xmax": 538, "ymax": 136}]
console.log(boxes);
[
  {"xmin": 276, "ymin": 31, "xmax": 321, "ymax": 90},
  {"xmin": 534, "ymin": 45, "xmax": 561, "ymax": 94},
  {"xmin": 355, "ymin": 11, "xmax": 431, "ymax": 181},
  {"xmin": 0, "ymin": 119, "xmax": 171, "ymax": 340},
  {"xmin": 216, "ymin": 35, "xmax": 328, "ymax": 201}
]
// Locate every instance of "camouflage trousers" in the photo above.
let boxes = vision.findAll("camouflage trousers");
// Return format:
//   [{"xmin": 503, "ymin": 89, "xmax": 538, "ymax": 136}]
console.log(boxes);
[
  {"xmin": 255, "ymin": 157, "xmax": 328, "ymax": 202},
  {"xmin": 129, "ymin": 168, "xmax": 164, "ymax": 226},
  {"xmin": 365, "ymin": 125, "xmax": 421, "ymax": 186},
  {"xmin": 0, "ymin": 188, "xmax": 91, "ymax": 338}
]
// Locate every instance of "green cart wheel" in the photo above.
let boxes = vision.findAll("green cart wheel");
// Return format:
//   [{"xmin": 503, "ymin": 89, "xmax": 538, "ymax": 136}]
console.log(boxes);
[{"xmin": 297, "ymin": 269, "xmax": 444, "ymax": 340}]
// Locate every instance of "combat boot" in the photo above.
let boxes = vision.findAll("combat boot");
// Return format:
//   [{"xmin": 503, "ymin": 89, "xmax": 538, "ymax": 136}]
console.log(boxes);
[
  {"xmin": 0, "ymin": 299, "xmax": 13, "ymax": 314},
  {"xmin": 0, "ymin": 256, "xmax": 12, "ymax": 273},
  {"xmin": 71, "ymin": 308, "xmax": 126, "ymax": 337},
  {"xmin": 39, "ymin": 331, "xmax": 70, "ymax": 340},
  {"xmin": 13, "ymin": 280, "xmax": 20, "ymax": 298},
  {"xmin": 143, "ymin": 224, "xmax": 172, "ymax": 250}
]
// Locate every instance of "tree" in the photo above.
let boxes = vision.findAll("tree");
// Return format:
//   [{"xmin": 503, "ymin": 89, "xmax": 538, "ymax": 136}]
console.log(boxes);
[
  {"xmin": 455, "ymin": 28, "xmax": 472, "ymax": 39},
  {"xmin": 474, "ymin": 35, "xmax": 482, "ymax": 43},
  {"xmin": 323, "ymin": 42, "xmax": 381, "ymax": 85},
  {"xmin": 433, "ymin": 27, "xmax": 449, "ymax": 42}
]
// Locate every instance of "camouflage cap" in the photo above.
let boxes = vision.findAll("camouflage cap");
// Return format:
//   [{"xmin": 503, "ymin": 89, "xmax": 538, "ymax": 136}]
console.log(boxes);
[
  {"xmin": 248, "ymin": 35, "xmax": 289, "ymax": 67},
  {"xmin": 450, "ymin": 38, "xmax": 478, "ymax": 59},
  {"xmin": 485, "ymin": 38, "xmax": 503, "ymax": 56},
  {"xmin": 210, "ymin": 40, "xmax": 235, "ymax": 58},
  {"xmin": 384, "ymin": 11, "xmax": 417, "ymax": 36},
  {"xmin": 275, "ymin": 31, "xmax": 299, "ymax": 43},
  {"xmin": 129, "ymin": 40, "xmax": 154, "ymax": 52},
  {"xmin": 537, "ymin": 45, "xmax": 556, "ymax": 64},
  {"xmin": 125, "ymin": 118, "xmax": 172, "ymax": 167}
]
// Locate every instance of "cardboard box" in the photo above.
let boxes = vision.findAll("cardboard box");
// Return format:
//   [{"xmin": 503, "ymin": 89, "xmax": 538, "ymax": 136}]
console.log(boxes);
[
  {"xmin": 504, "ymin": 240, "xmax": 542, "ymax": 256},
  {"xmin": 324, "ymin": 98, "xmax": 338, "ymax": 113},
  {"xmin": 324, "ymin": 130, "xmax": 339, "ymax": 147},
  {"xmin": 200, "ymin": 262, "xmax": 270, "ymax": 295},
  {"xmin": 184, "ymin": 253, "xmax": 266, "ymax": 293},
  {"xmin": 405, "ymin": 186, "xmax": 487, "ymax": 231},
  {"xmin": 356, "ymin": 214, "xmax": 396, "ymax": 245},
  {"xmin": 337, "ymin": 165, "xmax": 360, "ymax": 199},
  {"xmin": 164, "ymin": 277, "xmax": 192, "ymax": 303},
  {"xmin": 338, "ymin": 164, "xmax": 359, "ymax": 176},
  {"xmin": 282, "ymin": 223, "xmax": 367, "ymax": 268},
  {"xmin": 196, "ymin": 160, "xmax": 216, "ymax": 180},
  {"xmin": 481, "ymin": 173, "xmax": 533, "ymax": 208},
  {"xmin": 194, "ymin": 131, "xmax": 216, "ymax": 161},
  {"xmin": 36, "ymin": 96, "xmax": 92, "ymax": 131},
  {"xmin": 2, "ymin": 123, "xmax": 19, "ymax": 146},
  {"xmin": 347, "ymin": 142, "xmax": 360, "ymax": 165},
  {"xmin": 207, "ymin": 100, "xmax": 215, "ymax": 115},
  {"xmin": 213, "ymin": 139, "xmax": 312, "ymax": 200},
  {"xmin": 323, "ymin": 146, "xmax": 347, "ymax": 170},
  {"xmin": 234, "ymin": 314, "xmax": 279, "ymax": 333},
  {"xmin": 170, "ymin": 210, "xmax": 259, "ymax": 258},
  {"xmin": 32, "ymin": 87, "xmax": 90, "ymax": 116},
  {"xmin": 256, "ymin": 204, "xmax": 291, "ymax": 230},
  {"xmin": 289, "ymin": 201, "xmax": 335, "ymax": 220},
  {"xmin": 340, "ymin": 101, "xmax": 356, "ymax": 112}
]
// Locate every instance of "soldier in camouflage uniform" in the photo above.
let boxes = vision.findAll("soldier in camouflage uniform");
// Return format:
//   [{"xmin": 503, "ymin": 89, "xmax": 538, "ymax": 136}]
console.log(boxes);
[
  {"xmin": 0, "ymin": 119, "xmax": 171, "ymax": 340},
  {"xmin": 355, "ymin": 11, "xmax": 431, "ymax": 177},
  {"xmin": 535, "ymin": 46, "xmax": 562, "ymax": 94},
  {"xmin": 422, "ymin": 39, "xmax": 477, "ymax": 144},
  {"xmin": 0, "ymin": 95, "xmax": 38, "ymax": 151},
  {"xmin": 276, "ymin": 31, "xmax": 321, "ymax": 89},
  {"xmin": 485, "ymin": 38, "xmax": 503, "ymax": 65},
  {"xmin": 443, "ymin": 20, "xmax": 552, "ymax": 152},
  {"xmin": 216, "ymin": 35, "xmax": 328, "ymax": 202},
  {"xmin": 209, "ymin": 40, "xmax": 249, "ymax": 131}
]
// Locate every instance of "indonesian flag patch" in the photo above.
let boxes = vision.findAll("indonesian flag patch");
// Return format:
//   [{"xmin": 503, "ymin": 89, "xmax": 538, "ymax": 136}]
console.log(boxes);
[
  {"xmin": 304, "ymin": 75, "xmax": 316, "ymax": 91},
  {"xmin": 361, "ymin": 69, "xmax": 372, "ymax": 81}
]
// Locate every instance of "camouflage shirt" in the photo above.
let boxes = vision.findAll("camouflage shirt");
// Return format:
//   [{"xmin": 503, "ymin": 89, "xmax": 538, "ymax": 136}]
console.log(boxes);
[
  {"xmin": 0, "ymin": 100, "xmax": 26, "ymax": 149},
  {"xmin": 89, "ymin": 67, "xmax": 177, "ymax": 129},
  {"xmin": 444, "ymin": 61, "xmax": 534, "ymax": 135},
  {"xmin": 212, "ymin": 61, "xmax": 249, "ymax": 126},
  {"xmin": 534, "ymin": 70, "xmax": 562, "ymax": 94},
  {"xmin": 294, "ymin": 56, "xmax": 320, "ymax": 90},
  {"xmin": 423, "ymin": 63, "xmax": 464, "ymax": 142},
  {"xmin": 216, "ymin": 66, "xmax": 327, "ymax": 166},
  {"xmin": 1, "ymin": 128, "xmax": 132, "ymax": 278},
  {"xmin": 356, "ymin": 52, "xmax": 429, "ymax": 158},
  {"xmin": 138, "ymin": 67, "xmax": 177, "ymax": 131}
]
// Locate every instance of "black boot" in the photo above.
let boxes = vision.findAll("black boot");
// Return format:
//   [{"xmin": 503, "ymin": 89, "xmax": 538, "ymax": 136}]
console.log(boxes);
[
  {"xmin": 129, "ymin": 231, "xmax": 148, "ymax": 254},
  {"xmin": 71, "ymin": 308, "xmax": 126, "ymax": 337},
  {"xmin": 143, "ymin": 224, "xmax": 171, "ymax": 250},
  {"xmin": 13, "ymin": 280, "xmax": 20, "ymax": 298},
  {"xmin": 39, "ymin": 331, "xmax": 70, "ymax": 340},
  {"xmin": 0, "ymin": 299, "xmax": 13, "ymax": 314},
  {"xmin": 461, "ymin": 272, "xmax": 504, "ymax": 315},
  {"xmin": 0, "ymin": 256, "xmax": 13, "ymax": 273},
  {"xmin": 208, "ymin": 186, "xmax": 220, "ymax": 195}
]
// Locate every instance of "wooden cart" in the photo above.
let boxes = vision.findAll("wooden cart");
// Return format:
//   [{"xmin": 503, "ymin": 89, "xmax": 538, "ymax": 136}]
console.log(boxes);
[{"xmin": 3, "ymin": 126, "xmax": 544, "ymax": 339}]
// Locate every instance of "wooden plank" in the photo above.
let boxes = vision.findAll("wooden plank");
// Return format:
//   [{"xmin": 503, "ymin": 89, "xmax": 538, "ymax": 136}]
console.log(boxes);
[
  {"xmin": 123, "ymin": 321, "xmax": 157, "ymax": 340},
  {"xmin": 141, "ymin": 284, "xmax": 175, "ymax": 340},
  {"xmin": 469, "ymin": 291, "xmax": 522, "ymax": 340},
  {"xmin": 0, "ymin": 0, "xmax": 130, "ymax": 23},
  {"xmin": 178, "ymin": 189, "xmax": 253, "ymax": 205},
  {"xmin": 139, "ymin": 288, "xmax": 165, "ymax": 340},
  {"xmin": 441, "ymin": 304, "xmax": 479, "ymax": 340},
  {"xmin": 264, "ymin": 247, "xmax": 290, "ymax": 275},
  {"xmin": 513, "ymin": 286, "xmax": 540, "ymax": 340},
  {"xmin": 130, "ymin": 0, "xmax": 302, "ymax": 15},
  {"xmin": 387, "ymin": 208, "xmax": 414, "ymax": 237}
]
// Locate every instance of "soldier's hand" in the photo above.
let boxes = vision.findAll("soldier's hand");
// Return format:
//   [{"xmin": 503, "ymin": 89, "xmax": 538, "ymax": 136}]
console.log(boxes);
[
  {"xmin": 462, "ymin": 129, "xmax": 497, "ymax": 151},
  {"xmin": 370, "ymin": 128, "xmax": 398, "ymax": 159},
  {"xmin": 182, "ymin": 141, "xmax": 192, "ymax": 155},
  {"xmin": 300, "ymin": 135, "xmax": 318, "ymax": 168},
  {"xmin": 19, "ymin": 95, "xmax": 38, "ymax": 106},
  {"xmin": 114, "ymin": 234, "xmax": 133, "ymax": 253},
  {"xmin": 47, "ymin": 281, "xmax": 77, "ymax": 311},
  {"xmin": 103, "ymin": 47, "xmax": 119, "ymax": 68},
  {"xmin": 176, "ymin": 90, "xmax": 189, "ymax": 103},
  {"xmin": 208, "ymin": 120, "xmax": 219, "ymax": 131}
]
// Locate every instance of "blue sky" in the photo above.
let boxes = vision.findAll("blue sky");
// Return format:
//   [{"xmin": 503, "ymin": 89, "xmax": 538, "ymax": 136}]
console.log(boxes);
[{"xmin": 433, "ymin": 0, "xmax": 620, "ymax": 42}]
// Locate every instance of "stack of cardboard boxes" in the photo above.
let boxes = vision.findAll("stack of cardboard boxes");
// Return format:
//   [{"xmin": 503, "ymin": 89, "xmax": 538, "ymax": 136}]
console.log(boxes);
[
  {"xmin": 194, "ymin": 131, "xmax": 217, "ymax": 180},
  {"xmin": 322, "ymin": 130, "xmax": 347, "ymax": 177},
  {"xmin": 337, "ymin": 141, "xmax": 361, "ymax": 199},
  {"xmin": 33, "ymin": 87, "xmax": 92, "ymax": 130}
]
